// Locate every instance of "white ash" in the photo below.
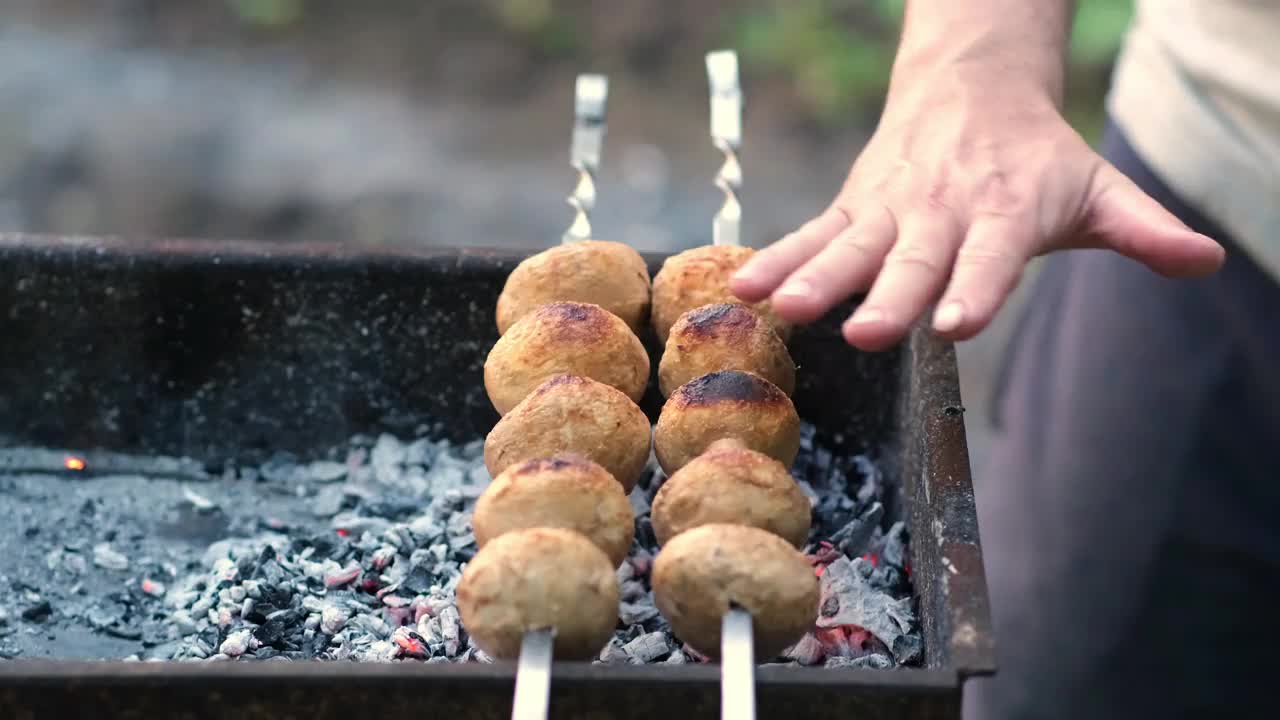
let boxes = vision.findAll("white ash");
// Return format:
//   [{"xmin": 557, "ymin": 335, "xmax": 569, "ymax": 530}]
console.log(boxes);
[
  {"xmin": 145, "ymin": 422, "xmax": 921, "ymax": 666},
  {"xmin": 3, "ymin": 422, "xmax": 918, "ymax": 668}
]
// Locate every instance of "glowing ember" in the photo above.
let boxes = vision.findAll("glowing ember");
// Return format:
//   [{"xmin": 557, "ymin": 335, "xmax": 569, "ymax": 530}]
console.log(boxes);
[{"xmin": 64, "ymin": 455, "xmax": 86, "ymax": 471}]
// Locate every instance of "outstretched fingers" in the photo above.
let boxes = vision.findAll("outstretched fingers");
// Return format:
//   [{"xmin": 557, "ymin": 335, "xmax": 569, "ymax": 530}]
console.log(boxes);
[
  {"xmin": 931, "ymin": 216, "xmax": 1032, "ymax": 340},
  {"xmin": 730, "ymin": 206, "xmax": 850, "ymax": 301},
  {"xmin": 766, "ymin": 204, "xmax": 898, "ymax": 324},
  {"xmin": 842, "ymin": 209, "xmax": 964, "ymax": 351}
]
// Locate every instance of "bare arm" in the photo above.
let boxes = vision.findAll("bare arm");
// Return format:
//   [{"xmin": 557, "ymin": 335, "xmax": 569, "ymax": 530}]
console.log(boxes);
[{"xmin": 731, "ymin": 0, "xmax": 1222, "ymax": 350}]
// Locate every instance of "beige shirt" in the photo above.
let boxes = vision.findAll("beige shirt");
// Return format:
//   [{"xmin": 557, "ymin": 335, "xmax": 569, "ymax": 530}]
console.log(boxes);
[{"xmin": 1107, "ymin": 0, "xmax": 1280, "ymax": 280}]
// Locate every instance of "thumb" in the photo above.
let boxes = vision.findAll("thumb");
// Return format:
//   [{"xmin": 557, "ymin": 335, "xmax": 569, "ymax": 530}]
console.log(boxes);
[{"xmin": 1076, "ymin": 162, "xmax": 1226, "ymax": 278}]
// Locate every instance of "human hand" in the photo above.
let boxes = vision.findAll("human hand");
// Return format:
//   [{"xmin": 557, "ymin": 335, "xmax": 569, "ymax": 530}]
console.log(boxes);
[{"xmin": 729, "ymin": 75, "xmax": 1225, "ymax": 351}]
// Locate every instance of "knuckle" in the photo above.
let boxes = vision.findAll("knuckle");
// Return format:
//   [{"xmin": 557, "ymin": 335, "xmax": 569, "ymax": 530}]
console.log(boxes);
[
  {"xmin": 884, "ymin": 243, "xmax": 945, "ymax": 275},
  {"xmin": 971, "ymin": 171, "xmax": 1027, "ymax": 217},
  {"xmin": 954, "ymin": 242, "xmax": 1017, "ymax": 268},
  {"xmin": 832, "ymin": 232, "xmax": 879, "ymax": 257}
]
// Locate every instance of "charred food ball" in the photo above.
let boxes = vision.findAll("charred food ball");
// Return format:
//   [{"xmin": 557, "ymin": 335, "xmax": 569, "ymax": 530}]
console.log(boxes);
[
  {"xmin": 484, "ymin": 301, "xmax": 650, "ymax": 416},
  {"xmin": 472, "ymin": 454, "xmax": 635, "ymax": 568},
  {"xmin": 650, "ymin": 245, "xmax": 790, "ymax": 345},
  {"xmin": 484, "ymin": 375, "xmax": 651, "ymax": 493},
  {"xmin": 650, "ymin": 439, "xmax": 810, "ymax": 549},
  {"xmin": 496, "ymin": 240, "xmax": 652, "ymax": 337},
  {"xmin": 658, "ymin": 303, "xmax": 795, "ymax": 397},
  {"xmin": 653, "ymin": 370, "xmax": 800, "ymax": 475},
  {"xmin": 651, "ymin": 523, "xmax": 818, "ymax": 660},
  {"xmin": 457, "ymin": 527, "xmax": 620, "ymax": 661}
]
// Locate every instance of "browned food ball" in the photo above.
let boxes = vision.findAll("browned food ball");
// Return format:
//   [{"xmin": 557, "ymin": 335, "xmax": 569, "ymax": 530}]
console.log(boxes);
[
  {"xmin": 652, "ymin": 523, "xmax": 818, "ymax": 660},
  {"xmin": 457, "ymin": 527, "xmax": 620, "ymax": 660},
  {"xmin": 650, "ymin": 245, "xmax": 790, "ymax": 345},
  {"xmin": 651, "ymin": 439, "xmax": 810, "ymax": 548},
  {"xmin": 658, "ymin": 303, "xmax": 795, "ymax": 398},
  {"xmin": 496, "ymin": 240, "xmax": 652, "ymax": 337},
  {"xmin": 473, "ymin": 454, "xmax": 635, "ymax": 568},
  {"xmin": 653, "ymin": 370, "xmax": 800, "ymax": 475},
  {"xmin": 484, "ymin": 375, "xmax": 651, "ymax": 492},
  {"xmin": 484, "ymin": 301, "xmax": 650, "ymax": 416}
]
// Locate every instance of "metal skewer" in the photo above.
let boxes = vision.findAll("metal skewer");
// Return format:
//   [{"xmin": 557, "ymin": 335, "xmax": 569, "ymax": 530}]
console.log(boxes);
[
  {"xmin": 563, "ymin": 73, "xmax": 609, "ymax": 244},
  {"xmin": 707, "ymin": 49, "xmax": 742, "ymax": 248},
  {"xmin": 511, "ymin": 627, "xmax": 555, "ymax": 720},
  {"xmin": 508, "ymin": 73, "xmax": 612, "ymax": 720},
  {"xmin": 707, "ymin": 48, "xmax": 756, "ymax": 720}
]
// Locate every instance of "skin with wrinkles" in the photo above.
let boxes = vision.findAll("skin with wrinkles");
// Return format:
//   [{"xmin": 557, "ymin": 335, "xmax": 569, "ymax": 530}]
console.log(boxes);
[{"xmin": 727, "ymin": 0, "xmax": 1225, "ymax": 352}]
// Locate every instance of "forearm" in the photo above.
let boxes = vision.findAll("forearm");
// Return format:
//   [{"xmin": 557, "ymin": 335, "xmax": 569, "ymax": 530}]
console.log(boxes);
[{"xmin": 888, "ymin": 0, "xmax": 1075, "ymax": 108}]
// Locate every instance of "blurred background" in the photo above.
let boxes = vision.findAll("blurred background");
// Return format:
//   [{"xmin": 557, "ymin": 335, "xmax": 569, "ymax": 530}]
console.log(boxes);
[{"xmin": 0, "ymin": 0, "xmax": 1135, "ymax": 466}]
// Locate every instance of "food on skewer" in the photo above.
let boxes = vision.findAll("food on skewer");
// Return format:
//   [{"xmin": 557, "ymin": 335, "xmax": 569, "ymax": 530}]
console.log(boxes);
[
  {"xmin": 653, "ymin": 369, "xmax": 800, "ymax": 475},
  {"xmin": 651, "ymin": 523, "xmax": 818, "ymax": 660},
  {"xmin": 650, "ymin": 245, "xmax": 791, "ymax": 345},
  {"xmin": 484, "ymin": 374, "xmax": 651, "ymax": 493},
  {"xmin": 650, "ymin": 438, "xmax": 809, "ymax": 549},
  {"xmin": 658, "ymin": 303, "xmax": 795, "ymax": 398},
  {"xmin": 473, "ymin": 454, "xmax": 635, "ymax": 568},
  {"xmin": 484, "ymin": 301, "xmax": 649, "ymax": 416},
  {"xmin": 457, "ymin": 527, "xmax": 621, "ymax": 661},
  {"xmin": 496, "ymin": 240, "xmax": 652, "ymax": 337}
]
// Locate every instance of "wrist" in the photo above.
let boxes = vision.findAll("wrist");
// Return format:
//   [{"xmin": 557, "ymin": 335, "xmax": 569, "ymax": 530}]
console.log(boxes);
[{"xmin": 885, "ymin": 43, "xmax": 1065, "ymax": 117}]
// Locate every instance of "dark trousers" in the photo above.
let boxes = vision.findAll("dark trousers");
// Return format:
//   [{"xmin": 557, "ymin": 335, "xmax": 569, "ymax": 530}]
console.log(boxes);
[{"xmin": 962, "ymin": 122, "xmax": 1280, "ymax": 719}]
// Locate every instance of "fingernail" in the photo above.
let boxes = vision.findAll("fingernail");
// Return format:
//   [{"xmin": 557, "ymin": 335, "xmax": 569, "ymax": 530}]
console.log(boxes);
[
  {"xmin": 775, "ymin": 279, "xmax": 812, "ymax": 299},
  {"xmin": 933, "ymin": 301, "xmax": 965, "ymax": 333},
  {"xmin": 846, "ymin": 307, "xmax": 885, "ymax": 327}
]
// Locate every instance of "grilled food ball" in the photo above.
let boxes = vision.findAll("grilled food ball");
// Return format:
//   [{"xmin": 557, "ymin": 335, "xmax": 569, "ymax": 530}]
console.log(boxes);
[
  {"xmin": 472, "ymin": 454, "xmax": 635, "ymax": 568},
  {"xmin": 650, "ymin": 245, "xmax": 790, "ymax": 345},
  {"xmin": 496, "ymin": 240, "xmax": 652, "ymax": 336},
  {"xmin": 652, "ymin": 524, "xmax": 818, "ymax": 659},
  {"xmin": 484, "ymin": 375, "xmax": 651, "ymax": 492},
  {"xmin": 651, "ymin": 439, "xmax": 810, "ymax": 548},
  {"xmin": 484, "ymin": 301, "xmax": 649, "ymax": 416},
  {"xmin": 653, "ymin": 370, "xmax": 800, "ymax": 475},
  {"xmin": 457, "ymin": 527, "xmax": 620, "ymax": 660},
  {"xmin": 658, "ymin": 303, "xmax": 795, "ymax": 397}
]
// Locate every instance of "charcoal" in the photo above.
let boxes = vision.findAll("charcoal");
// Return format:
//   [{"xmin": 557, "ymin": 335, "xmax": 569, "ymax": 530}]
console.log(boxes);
[
  {"xmin": 17, "ymin": 422, "xmax": 919, "ymax": 668},
  {"xmin": 93, "ymin": 543, "xmax": 129, "ymax": 571},
  {"xmin": 597, "ymin": 637, "xmax": 629, "ymax": 664},
  {"xmin": 220, "ymin": 629, "xmax": 252, "ymax": 657},
  {"xmin": 306, "ymin": 461, "xmax": 348, "ymax": 484},
  {"xmin": 182, "ymin": 487, "xmax": 218, "ymax": 512},
  {"xmin": 619, "ymin": 600, "xmax": 659, "ymax": 625},
  {"xmin": 104, "ymin": 625, "xmax": 143, "ymax": 640},
  {"xmin": 254, "ymin": 610, "xmax": 301, "ymax": 647},
  {"xmin": 880, "ymin": 521, "xmax": 908, "ymax": 569},
  {"xmin": 784, "ymin": 633, "xmax": 825, "ymax": 666},
  {"xmin": 21, "ymin": 601, "xmax": 52, "ymax": 622},
  {"xmin": 623, "ymin": 631, "xmax": 670, "ymax": 663},
  {"xmin": 825, "ymin": 654, "xmax": 893, "ymax": 670},
  {"xmin": 891, "ymin": 634, "xmax": 923, "ymax": 665},
  {"xmin": 829, "ymin": 501, "xmax": 884, "ymax": 557},
  {"xmin": 816, "ymin": 557, "xmax": 915, "ymax": 651},
  {"xmin": 311, "ymin": 486, "xmax": 348, "ymax": 517}
]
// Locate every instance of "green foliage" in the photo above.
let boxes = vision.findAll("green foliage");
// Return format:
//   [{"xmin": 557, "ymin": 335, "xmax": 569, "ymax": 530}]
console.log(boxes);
[
  {"xmin": 733, "ymin": 0, "xmax": 904, "ymax": 126},
  {"xmin": 1070, "ymin": 0, "xmax": 1134, "ymax": 65},
  {"xmin": 492, "ymin": 0, "xmax": 579, "ymax": 56},
  {"xmin": 728, "ymin": 0, "xmax": 1133, "ymax": 138},
  {"xmin": 228, "ymin": 0, "xmax": 303, "ymax": 28}
]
